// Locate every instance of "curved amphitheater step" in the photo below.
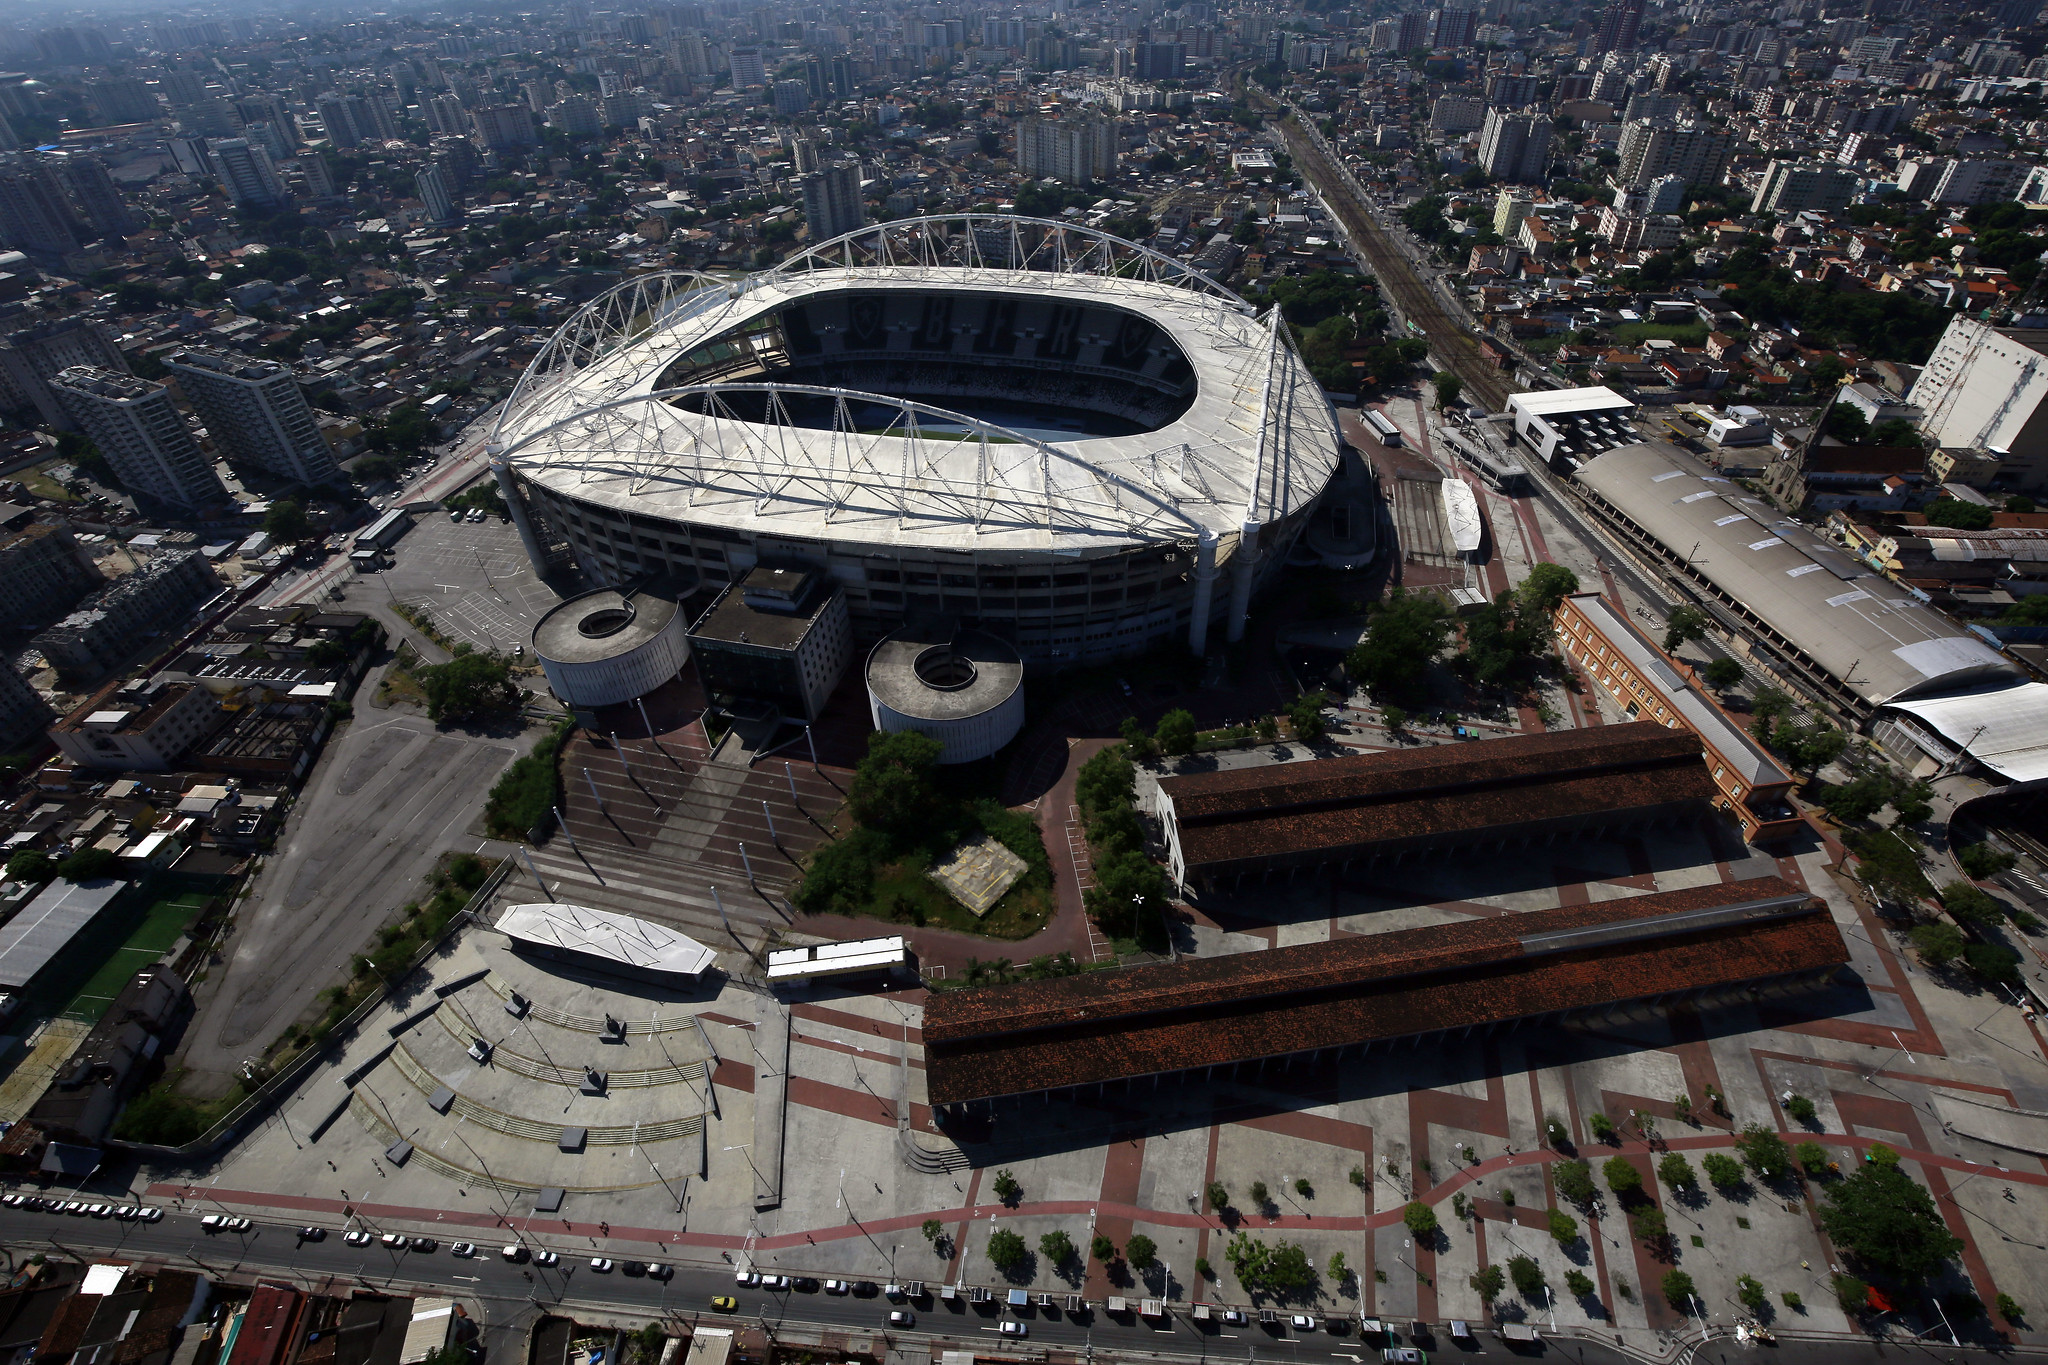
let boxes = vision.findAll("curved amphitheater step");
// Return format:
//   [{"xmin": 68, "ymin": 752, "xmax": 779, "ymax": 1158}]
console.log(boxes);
[
  {"xmin": 347, "ymin": 1093, "xmax": 663, "ymax": 1194},
  {"xmin": 389, "ymin": 1041, "xmax": 706, "ymax": 1145},
  {"xmin": 432, "ymin": 1001, "xmax": 710, "ymax": 1086}
]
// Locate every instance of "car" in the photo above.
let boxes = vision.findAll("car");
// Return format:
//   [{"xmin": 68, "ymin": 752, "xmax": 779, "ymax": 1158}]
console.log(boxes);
[
  {"xmin": 411, "ymin": 1237, "xmax": 437, "ymax": 1252},
  {"xmin": 501, "ymin": 1245, "xmax": 529, "ymax": 1262},
  {"xmin": 884, "ymin": 1284, "xmax": 904, "ymax": 1300},
  {"xmin": 823, "ymin": 1280, "xmax": 851, "ymax": 1295},
  {"xmin": 711, "ymin": 1296, "xmax": 738, "ymax": 1313},
  {"xmin": 381, "ymin": 1233, "xmax": 407, "ymax": 1247},
  {"xmin": 791, "ymin": 1277, "xmax": 819, "ymax": 1293},
  {"xmin": 62, "ymin": 1201, "xmax": 86, "ymax": 1215},
  {"xmin": 298, "ymin": 1227, "xmax": 326, "ymax": 1241},
  {"xmin": 451, "ymin": 1242, "xmax": 477, "ymax": 1258},
  {"xmin": 345, "ymin": 1231, "xmax": 373, "ymax": 1246},
  {"xmin": 590, "ymin": 1258, "xmax": 614, "ymax": 1272},
  {"xmin": 887, "ymin": 1311, "xmax": 915, "ymax": 1328},
  {"xmin": 114, "ymin": 1207, "xmax": 137, "ymax": 1220},
  {"xmin": 1222, "ymin": 1310, "xmax": 1249, "ymax": 1326},
  {"xmin": 735, "ymin": 1270, "xmax": 760, "ymax": 1288},
  {"xmin": 998, "ymin": 1322, "xmax": 1028, "ymax": 1338},
  {"xmin": 1381, "ymin": 1350, "xmax": 1426, "ymax": 1364},
  {"xmin": 852, "ymin": 1281, "xmax": 880, "ymax": 1298},
  {"xmin": 0, "ymin": 1195, "xmax": 20, "ymax": 1208},
  {"xmin": 761, "ymin": 1275, "xmax": 790, "ymax": 1291},
  {"xmin": 88, "ymin": 1205, "xmax": 111, "ymax": 1218},
  {"xmin": 648, "ymin": 1264, "xmax": 672, "ymax": 1281},
  {"xmin": 1291, "ymin": 1315, "xmax": 1317, "ymax": 1331},
  {"xmin": 136, "ymin": 1207, "xmax": 162, "ymax": 1223},
  {"xmin": 449, "ymin": 509, "xmax": 462, "ymax": 521},
  {"xmin": 534, "ymin": 1251, "xmax": 559, "ymax": 1267},
  {"xmin": 623, "ymin": 1261, "xmax": 648, "ymax": 1277},
  {"xmin": 200, "ymin": 1214, "xmax": 248, "ymax": 1232},
  {"xmin": 468, "ymin": 508, "xmax": 485, "ymax": 523}
]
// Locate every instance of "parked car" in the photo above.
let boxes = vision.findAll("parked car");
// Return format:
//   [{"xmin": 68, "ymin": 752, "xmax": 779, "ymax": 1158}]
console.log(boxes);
[
  {"xmin": 622, "ymin": 1262, "xmax": 648, "ymax": 1277},
  {"xmin": 998, "ymin": 1322, "xmax": 1028, "ymax": 1338},
  {"xmin": 1222, "ymin": 1310, "xmax": 1248, "ymax": 1326},
  {"xmin": 381, "ymin": 1233, "xmax": 407, "ymax": 1247},
  {"xmin": 533, "ymin": 1251, "xmax": 560, "ymax": 1266},
  {"xmin": 887, "ymin": 1311, "xmax": 915, "ymax": 1328},
  {"xmin": 114, "ymin": 1207, "xmax": 137, "ymax": 1221},
  {"xmin": 345, "ymin": 1231, "xmax": 373, "ymax": 1246},
  {"xmin": 501, "ymin": 1246, "xmax": 529, "ymax": 1262},
  {"xmin": 87, "ymin": 1205, "xmax": 111, "ymax": 1218},
  {"xmin": 791, "ymin": 1277, "xmax": 818, "ymax": 1292},
  {"xmin": 852, "ymin": 1282, "xmax": 880, "ymax": 1298},
  {"xmin": 824, "ymin": 1280, "xmax": 851, "ymax": 1295},
  {"xmin": 298, "ymin": 1227, "xmax": 326, "ymax": 1241},
  {"xmin": 590, "ymin": 1258, "xmax": 614, "ymax": 1272},
  {"xmin": 136, "ymin": 1207, "xmax": 163, "ymax": 1222},
  {"xmin": 648, "ymin": 1264, "xmax": 672, "ymax": 1281},
  {"xmin": 735, "ymin": 1270, "xmax": 760, "ymax": 1288},
  {"xmin": 761, "ymin": 1275, "xmax": 790, "ymax": 1291},
  {"xmin": 711, "ymin": 1296, "xmax": 738, "ymax": 1312},
  {"xmin": 1382, "ymin": 1350, "xmax": 1426, "ymax": 1364},
  {"xmin": 201, "ymin": 1215, "xmax": 250, "ymax": 1232},
  {"xmin": 410, "ymin": 1237, "xmax": 436, "ymax": 1253},
  {"xmin": 451, "ymin": 1243, "xmax": 477, "ymax": 1258},
  {"xmin": 1291, "ymin": 1315, "xmax": 1317, "ymax": 1332}
]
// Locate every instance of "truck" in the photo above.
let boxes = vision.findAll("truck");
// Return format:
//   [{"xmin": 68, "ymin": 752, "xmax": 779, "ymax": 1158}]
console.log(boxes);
[{"xmin": 1363, "ymin": 407, "xmax": 1403, "ymax": 446}]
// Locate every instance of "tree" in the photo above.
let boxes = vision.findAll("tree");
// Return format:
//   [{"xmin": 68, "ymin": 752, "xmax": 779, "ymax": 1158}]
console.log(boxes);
[
  {"xmin": 985, "ymin": 1228, "xmax": 1028, "ymax": 1273},
  {"xmin": 992, "ymin": 1168, "xmax": 1021, "ymax": 1203},
  {"xmin": 1939, "ymin": 881, "xmax": 2003, "ymax": 925},
  {"xmin": 1508, "ymin": 1255, "xmax": 1545, "ymax": 1299},
  {"xmin": 1818, "ymin": 1147, "xmax": 1963, "ymax": 1282},
  {"xmin": 1702, "ymin": 1152, "xmax": 1745, "ymax": 1189},
  {"xmin": 1870, "ymin": 417, "xmax": 1923, "ymax": 448},
  {"xmin": 922, "ymin": 1218, "xmax": 944, "ymax": 1243},
  {"xmin": 1470, "ymin": 1264, "xmax": 1505, "ymax": 1302},
  {"xmin": 1785, "ymin": 1095, "xmax": 1818, "ymax": 1125},
  {"xmin": 1084, "ymin": 847, "xmax": 1170, "ymax": 943},
  {"xmin": 1923, "ymin": 498, "xmax": 1996, "ymax": 531},
  {"xmin": 1704, "ymin": 657, "xmax": 1744, "ymax": 690},
  {"xmin": 1124, "ymin": 1233, "xmax": 1157, "ymax": 1269},
  {"xmin": 1657, "ymin": 1152, "xmax": 1697, "ymax": 1191},
  {"xmin": 1797, "ymin": 1141, "xmax": 1831, "ymax": 1176},
  {"xmin": 56, "ymin": 847, "xmax": 120, "ymax": 881},
  {"xmin": 1345, "ymin": 589, "xmax": 1453, "ymax": 695},
  {"xmin": 1662, "ymin": 1269, "xmax": 1698, "ymax": 1308},
  {"xmin": 1845, "ymin": 829, "xmax": 1933, "ymax": 906},
  {"xmin": 1565, "ymin": 1268, "xmax": 1596, "ymax": 1297},
  {"xmin": 1207, "ymin": 1180, "xmax": 1230, "ymax": 1211},
  {"xmin": 1433, "ymin": 371, "xmax": 1463, "ymax": 410},
  {"xmin": 4, "ymin": 850, "xmax": 53, "ymax": 882},
  {"xmin": 1154, "ymin": 708, "xmax": 1199, "ymax": 757},
  {"xmin": 1821, "ymin": 774, "xmax": 1892, "ymax": 825},
  {"xmin": 1285, "ymin": 692, "xmax": 1327, "ymax": 743},
  {"xmin": 265, "ymin": 499, "xmax": 313, "ymax": 544},
  {"xmin": 417, "ymin": 651, "xmax": 518, "ymax": 723},
  {"xmin": 1810, "ymin": 356, "xmax": 1848, "ymax": 389},
  {"xmin": 1959, "ymin": 841, "xmax": 2016, "ymax": 880},
  {"xmin": 1039, "ymin": 1230, "xmax": 1076, "ymax": 1266},
  {"xmin": 1736, "ymin": 1123, "xmax": 1793, "ymax": 1180},
  {"xmin": 1076, "ymin": 745, "xmax": 1136, "ymax": 816},
  {"xmin": 1662, "ymin": 605, "xmax": 1710, "ymax": 654},
  {"xmin": 1116, "ymin": 716, "xmax": 1159, "ymax": 764},
  {"xmin": 1965, "ymin": 942, "xmax": 2022, "ymax": 983},
  {"xmin": 1603, "ymin": 1155, "xmax": 1643, "ymax": 1195},
  {"xmin": 1402, "ymin": 1201, "xmax": 1439, "ymax": 1237},
  {"xmin": 1587, "ymin": 1112, "xmax": 1617, "ymax": 1143},
  {"xmin": 1553, "ymin": 1160, "xmax": 1595, "ymax": 1204},
  {"xmin": 1547, "ymin": 1208, "xmax": 1579, "ymax": 1244},
  {"xmin": 1328, "ymin": 1250, "xmax": 1349, "ymax": 1282},
  {"xmin": 1092, "ymin": 1233, "xmax": 1117, "ymax": 1262},
  {"xmin": 847, "ymin": 730, "xmax": 946, "ymax": 841},
  {"xmin": 1249, "ymin": 1180, "xmax": 1270, "ymax": 1210},
  {"xmin": 1909, "ymin": 922, "xmax": 1966, "ymax": 965}
]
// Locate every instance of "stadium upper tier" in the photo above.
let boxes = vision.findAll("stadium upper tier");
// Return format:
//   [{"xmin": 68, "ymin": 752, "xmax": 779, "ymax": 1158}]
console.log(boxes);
[{"xmin": 486, "ymin": 217, "xmax": 1346, "ymax": 663}]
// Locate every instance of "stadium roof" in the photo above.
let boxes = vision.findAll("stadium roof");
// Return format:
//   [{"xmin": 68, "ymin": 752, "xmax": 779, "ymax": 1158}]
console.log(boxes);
[
  {"xmin": 1507, "ymin": 386, "xmax": 1637, "ymax": 416},
  {"xmin": 1159, "ymin": 722, "xmax": 1714, "ymax": 876},
  {"xmin": 491, "ymin": 216, "xmax": 1341, "ymax": 554},
  {"xmin": 0, "ymin": 877, "xmax": 126, "ymax": 992},
  {"xmin": 1574, "ymin": 439, "xmax": 2017, "ymax": 708},
  {"xmin": 496, "ymin": 903, "xmax": 718, "ymax": 978},
  {"xmin": 922, "ymin": 877, "xmax": 1845, "ymax": 1105},
  {"xmin": 1880, "ymin": 681, "xmax": 2048, "ymax": 785}
]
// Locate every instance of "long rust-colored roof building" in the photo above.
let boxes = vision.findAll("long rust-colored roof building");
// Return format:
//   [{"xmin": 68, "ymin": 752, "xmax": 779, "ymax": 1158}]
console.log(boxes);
[
  {"xmin": 1154, "ymin": 722, "xmax": 1717, "ymax": 890},
  {"xmin": 923, "ymin": 876, "xmax": 1847, "ymax": 1108}
]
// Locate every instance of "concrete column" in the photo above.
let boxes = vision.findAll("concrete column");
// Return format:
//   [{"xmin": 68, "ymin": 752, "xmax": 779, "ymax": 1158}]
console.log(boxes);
[
  {"xmin": 1226, "ymin": 520, "xmax": 1260, "ymax": 643},
  {"xmin": 490, "ymin": 443, "xmax": 550, "ymax": 577},
  {"xmin": 1187, "ymin": 528, "xmax": 1220, "ymax": 656}
]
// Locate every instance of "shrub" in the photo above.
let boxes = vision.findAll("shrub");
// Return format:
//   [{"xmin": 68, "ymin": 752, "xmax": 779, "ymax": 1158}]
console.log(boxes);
[
  {"xmin": 1736, "ymin": 1124, "xmax": 1793, "ymax": 1179},
  {"xmin": 1547, "ymin": 1207, "xmax": 1578, "ymax": 1244},
  {"xmin": 1294, "ymin": 1176, "xmax": 1313, "ymax": 1198},
  {"xmin": 1587, "ymin": 1112, "xmax": 1618, "ymax": 1143},
  {"xmin": 1091, "ymin": 1233, "xmax": 1116, "ymax": 1262},
  {"xmin": 921, "ymin": 1218, "xmax": 944, "ymax": 1242},
  {"xmin": 986, "ymin": 1228, "xmax": 1027, "ymax": 1273},
  {"xmin": 1403, "ymin": 1201, "xmax": 1439, "ymax": 1237},
  {"xmin": 1470, "ymin": 1264, "xmax": 1505, "ymax": 1302},
  {"xmin": 1250, "ymin": 1180, "xmax": 1270, "ymax": 1210},
  {"xmin": 1785, "ymin": 1095, "xmax": 1818, "ymax": 1125},
  {"xmin": 1206, "ymin": 1180, "xmax": 1230, "ymax": 1210},
  {"xmin": 1782, "ymin": 1291, "xmax": 1803, "ymax": 1311},
  {"xmin": 1603, "ymin": 1155, "xmax": 1643, "ymax": 1195},
  {"xmin": 1544, "ymin": 1116, "xmax": 1569, "ymax": 1147},
  {"xmin": 111, "ymin": 1088, "xmax": 214, "ymax": 1145},
  {"xmin": 1348, "ymin": 1166, "xmax": 1365, "ymax": 1190},
  {"xmin": 1039, "ymin": 1230, "xmax": 1075, "ymax": 1266},
  {"xmin": 1833, "ymin": 1273, "xmax": 1870, "ymax": 1314},
  {"xmin": 417, "ymin": 650, "xmax": 518, "ymax": 722},
  {"xmin": 1196, "ymin": 1257, "xmax": 1213, "ymax": 1279},
  {"xmin": 1662, "ymin": 1269, "xmax": 1697, "ymax": 1308},
  {"xmin": 1737, "ymin": 1275, "xmax": 1766, "ymax": 1311},
  {"xmin": 1553, "ymin": 1159, "xmax": 1595, "ymax": 1204},
  {"xmin": 1328, "ymin": 1251, "xmax": 1348, "ymax": 1281},
  {"xmin": 1124, "ymin": 1233, "xmax": 1157, "ymax": 1269},
  {"xmin": 1657, "ymin": 1152, "xmax": 1697, "ymax": 1191},
  {"xmin": 1507, "ymin": 1256, "xmax": 1545, "ymax": 1299},
  {"xmin": 483, "ymin": 719, "xmax": 571, "ymax": 838},
  {"xmin": 1564, "ymin": 1269, "xmax": 1595, "ymax": 1297},
  {"xmin": 1997, "ymin": 1292, "xmax": 2024, "ymax": 1323}
]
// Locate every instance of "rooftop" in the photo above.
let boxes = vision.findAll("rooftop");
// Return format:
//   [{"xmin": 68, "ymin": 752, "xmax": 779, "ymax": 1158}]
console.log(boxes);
[
  {"xmin": 1507, "ymin": 385, "xmax": 1636, "ymax": 417},
  {"xmin": 922, "ymin": 877, "xmax": 1845, "ymax": 1105},
  {"xmin": 0, "ymin": 877, "xmax": 127, "ymax": 993},
  {"xmin": 496, "ymin": 902, "xmax": 718, "ymax": 978},
  {"xmin": 865, "ymin": 624, "xmax": 1023, "ymax": 722},
  {"xmin": 690, "ymin": 575, "xmax": 834, "ymax": 653},
  {"xmin": 532, "ymin": 585, "xmax": 683, "ymax": 665}
]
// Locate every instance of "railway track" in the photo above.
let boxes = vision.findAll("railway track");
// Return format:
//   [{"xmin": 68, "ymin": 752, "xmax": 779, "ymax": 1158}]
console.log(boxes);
[{"xmin": 1265, "ymin": 107, "xmax": 1514, "ymax": 411}]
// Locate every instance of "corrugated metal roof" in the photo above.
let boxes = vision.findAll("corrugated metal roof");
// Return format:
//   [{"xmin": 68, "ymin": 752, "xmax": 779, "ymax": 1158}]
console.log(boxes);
[
  {"xmin": 0, "ymin": 878, "xmax": 126, "ymax": 992},
  {"xmin": 1880, "ymin": 681, "xmax": 2048, "ymax": 784}
]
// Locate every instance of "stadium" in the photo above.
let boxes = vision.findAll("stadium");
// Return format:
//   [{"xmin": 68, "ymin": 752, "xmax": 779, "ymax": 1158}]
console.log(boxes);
[{"xmin": 489, "ymin": 215, "xmax": 1346, "ymax": 667}]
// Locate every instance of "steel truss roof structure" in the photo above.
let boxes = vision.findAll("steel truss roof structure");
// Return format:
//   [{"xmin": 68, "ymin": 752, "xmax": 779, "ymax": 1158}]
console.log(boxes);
[{"xmin": 492, "ymin": 216, "xmax": 1341, "ymax": 554}]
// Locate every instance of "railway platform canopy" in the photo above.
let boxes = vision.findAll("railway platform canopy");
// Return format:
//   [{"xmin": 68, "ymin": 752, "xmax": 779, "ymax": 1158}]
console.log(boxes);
[{"xmin": 1508, "ymin": 386, "xmax": 1639, "ymax": 462}]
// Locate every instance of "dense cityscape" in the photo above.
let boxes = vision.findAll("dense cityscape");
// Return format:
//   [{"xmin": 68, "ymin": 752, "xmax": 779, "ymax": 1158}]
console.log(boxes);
[{"xmin": 1, "ymin": 1, "xmax": 2047, "ymax": 1365}]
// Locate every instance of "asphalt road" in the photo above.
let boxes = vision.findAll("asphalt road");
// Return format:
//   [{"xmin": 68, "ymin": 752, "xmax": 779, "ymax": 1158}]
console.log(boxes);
[{"xmin": 8, "ymin": 1204, "xmax": 2032, "ymax": 1365}]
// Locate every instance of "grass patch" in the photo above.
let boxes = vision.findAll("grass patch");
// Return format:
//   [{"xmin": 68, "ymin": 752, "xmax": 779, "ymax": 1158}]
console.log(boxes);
[
  {"xmin": 375, "ymin": 642, "xmax": 429, "ymax": 707},
  {"xmin": 112, "ymin": 1073, "xmax": 246, "ymax": 1145},
  {"xmin": 483, "ymin": 719, "xmax": 572, "ymax": 838},
  {"xmin": 18, "ymin": 460, "xmax": 78, "ymax": 502},
  {"xmin": 1610, "ymin": 322, "xmax": 1708, "ymax": 346},
  {"xmin": 801, "ymin": 799, "xmax": 1054, "ymax": 939}
]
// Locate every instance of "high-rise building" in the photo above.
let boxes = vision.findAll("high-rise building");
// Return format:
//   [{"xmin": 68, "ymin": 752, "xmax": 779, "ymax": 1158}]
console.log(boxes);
[
  {"xmin": 730, "ymin": 47, "xmax": 767, "ymax": 89},
  {"xmin": 90, "ymin": 76, "xmax": 161, "ymax": 125},
  {"xmin": 0, "ymin": 153, "xmax": 85, "ymax": 256},
  {"xmin": 0, "ymin": 661, "xmax": 53, "ymax": 752},
  {"xmin": 1016, "ymin": 112, "xmax": 1119, "ymax": 185},
  {"xmin": 208, "ymin": 138, "xmax": 287, "ymax": 208},
  {"xmin": 416, "ymin": 163, "xmax": 457, "ymax": 224},
  {"xmin": 1430, "ymin": 96, "xmax": 1486, "ymax": 133},
  {"xmin": 163, "ymin": 347, "xmax": 342, "ymax": 488},
  {"xmin": 1476, "ymin": 107, "xmax": 1553, "ymax": 183},
  {"xmin": 1391, "ymin": 11, "xmax": 1434, "ymax": 51},
  {"xmin": 1134, "ymin": 42, "xmax": 1186, "ymax": 80},
  {"xmin": 772, "ymin": 80, "xmax": 809, "ymax": 116},
  {"xmin": 48, "ymin": 367, "xmax": 227, "ymax": 516},
  {"xmin": 547, "ymin": 96, "xmax": 603, "ymax": 136},
  {"xmin": 296, "ymin": 152, "xmax": 338, "ymax": 198},
  {"xmin": 346, "ymin": 93, "xmax": 398, "ymax": 142},
  {"xmin": 168, "ymin": 135, "xmax": 211, "ymax": 179},
  {"xmin": 1616, "ymin": 119, "xmax": 1735, "ymax": 188},
  {"xmin": 315, "ymin": 92, "xmax": 359, "ymax": 148},
  {"xmin": 1432, "ymin": 7, "xmax": 1477, "ymax": 47},
  {"xmin": 1899, "ymin": 158, "xmax": 2028, "ymax": 204},
  {"xmin": 470, "ymin": 104, "xmax": 537, "ymax": 150},
  {"xmin": 0, "ymin": 521, "xmax": 102, "ymax": 629},
  {"xmin": 1645, "ymin": 173, "xmax": 1688, "ymax": 214},
  {"xmin": 0, "ymin": 318, "xmax": 130, "ymax": 430},
  {"xmin": 425, "ymin": 93, "xmax": 468, "ymax": 136},
  {"xmin": 46, "ymin": 151, "xmax": 133, "ymax": 240},
  {"xmin": 799, "ymin": 162, "xmax": 865, "ymax": 241},
  {"xmin": 1486, "ymin": 72, "xmax": 1542, "ymax": 106},
  {"xmin": 792, "ymin": 138, "xmax": 820, "ymax": 174},
  {"xmin": 1492, "ymin": 188, "xmax": 1533, "ymax": 237},
  {"xmin": 1593, "ymin": 0, "xmax": 1646, "ymax": 54},
  {"xmin": 1750, "ymin": 160, "xmax": 1860, "ymax": 214}
]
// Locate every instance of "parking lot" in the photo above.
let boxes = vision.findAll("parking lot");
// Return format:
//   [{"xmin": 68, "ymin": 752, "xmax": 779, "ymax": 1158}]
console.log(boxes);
[{"xmin": 348, "ymin": 510, "xmax": 562, "ymax": 655}]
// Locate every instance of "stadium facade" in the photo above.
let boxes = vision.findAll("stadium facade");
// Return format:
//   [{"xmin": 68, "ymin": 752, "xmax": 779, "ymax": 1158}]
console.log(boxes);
[{"xmin": 489, "ymin": 216, "xmax": 1345, "ymax": 667}]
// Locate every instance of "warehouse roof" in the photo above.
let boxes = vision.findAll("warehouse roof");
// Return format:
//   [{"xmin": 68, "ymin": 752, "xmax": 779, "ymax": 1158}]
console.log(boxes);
[
  {"xmin": 0, "ymin": 878, "xmax": 126, "ymax": 992},
  {"xmin": 1159, "ymin": 722, "xmax": 1713, "ymax": 874},
  {"xmin": 922, "ymin": 877, "xmax": 1845, "ymax": 1105},
  {"xmin": 1575, "ymin": 439, "xmax": 2016, "ymax": 706},
  {"xmin": 1880, "ymin": 681, "xmax": 2048, "ymax": 785}
]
